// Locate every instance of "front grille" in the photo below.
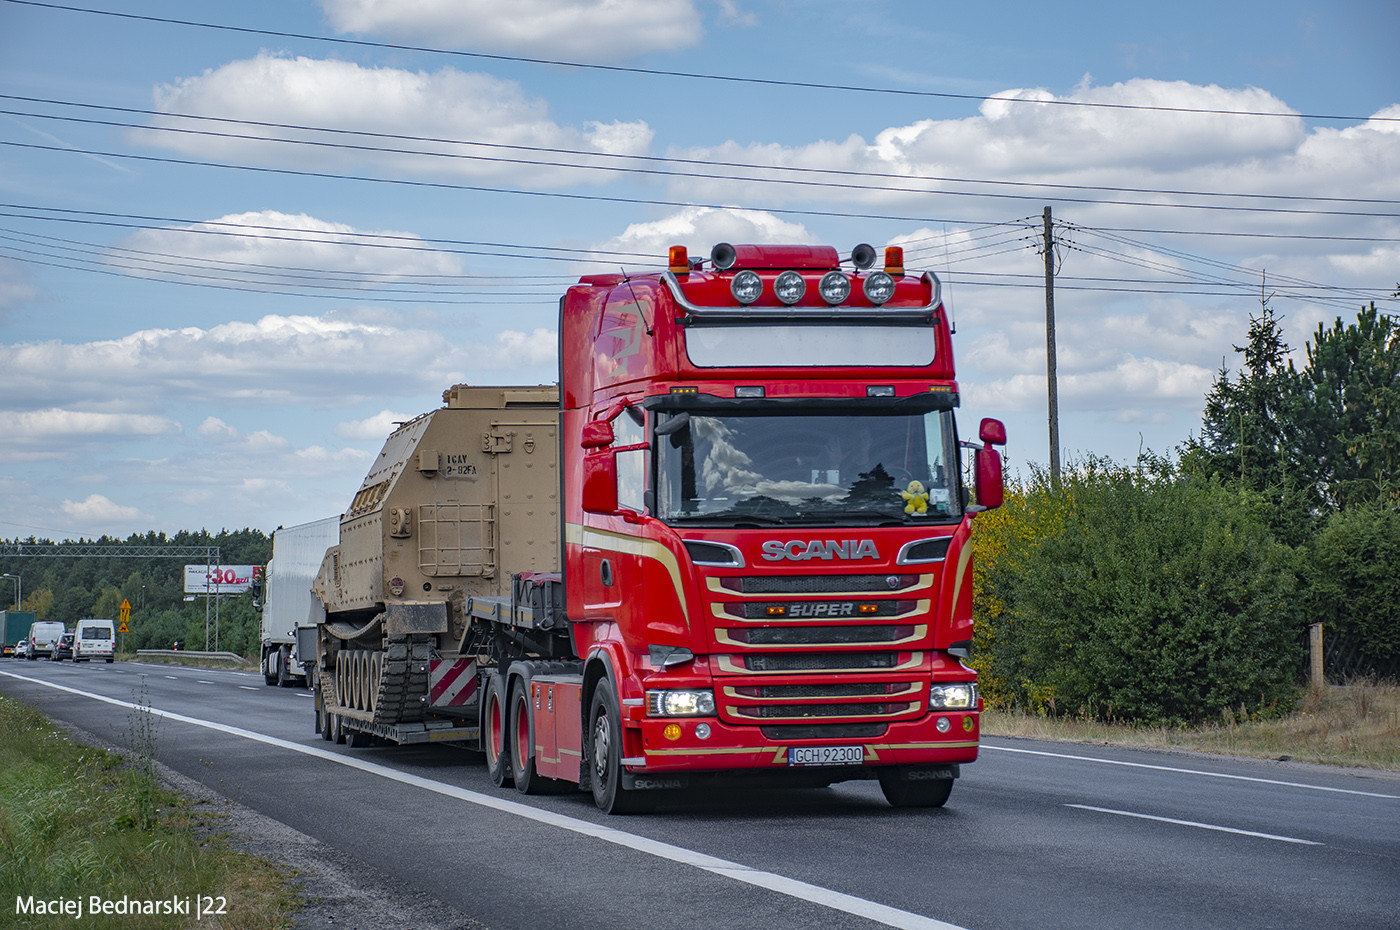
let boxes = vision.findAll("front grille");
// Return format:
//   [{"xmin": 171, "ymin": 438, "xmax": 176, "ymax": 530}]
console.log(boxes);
[
  {"xmin": 733, "ymin": 702, "xmax": 914, "ymax": 719},
  {"xmin": 761, "ymin": 723, "xmax": 887, "ymax": 740},
  {"xmin": 736, "ymin": 599, "xmax": 918, "ymax": 620},
  {"xmin": 729, "ymin": 625, "xmax": 914, "ymax": 646},
  {"xmin": 719, "ymin": 575, "xmax": 913, "ymax": 594},
  {"xmin": 732, "ymin": 683, "xmax": 892, "ymax": 698},
  {"xmin": 744, "ymin": 652, "xmax": 898, "ymax": 672}
]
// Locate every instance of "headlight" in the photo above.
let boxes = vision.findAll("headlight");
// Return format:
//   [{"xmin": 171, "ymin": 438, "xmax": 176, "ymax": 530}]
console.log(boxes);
[
  {"xmin": 646, "ymin": 689, "xmax": 716, "ymax": 717},
  {"xmin": 818, "ymin": 270, "xmax": 851, "ymax": 304},
  {"xmin": 929, "ymin": 683, "xmax": 977, "ymax": 709},
  {"xmin": 862, "ymin": 271, "xmax": 896, "ymax": 304},
  {"xmin": 731, "ymin": 270, "xmax": 762, "ymax": 304},
  {"xmin": 774, "ymin": 270, "xmax": 806, "ymax": 305}
]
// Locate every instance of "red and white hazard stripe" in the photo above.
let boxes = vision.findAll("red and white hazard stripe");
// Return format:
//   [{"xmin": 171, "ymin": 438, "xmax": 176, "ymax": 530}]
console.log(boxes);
[{"xmin": 428, "ymin": 659, "xmax": 479, "ymax": 707}]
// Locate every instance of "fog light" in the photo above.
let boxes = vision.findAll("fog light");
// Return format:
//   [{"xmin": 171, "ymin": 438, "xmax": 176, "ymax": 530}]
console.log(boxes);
[
  {"xmin": 663, "ymin": 723, "xmax": 682, "ymax": 741},
  {"xmin": 936, "ymin": 716, "xmax": 951, "ymax": 733},
  {"xmin": 863, "ymin": 271, "xmax": 896, "ymax": 304},
  {"xmin": 731, "ymin": 270, "xmax": 762, "ymax": 304},
  {"xmin": 695, "ymin": 723, "xmax": 712, "ymax": 740},
  {"xmin": 774, "ymin": 270, "xmax": 805, "ymax": 305},
  {"xmin": 962, "ymin": 716, "xmax": 975, "ymax": 732},
  {"xmin": 819, "ymin": 271, "xmax": 851, "ymax": 304}
]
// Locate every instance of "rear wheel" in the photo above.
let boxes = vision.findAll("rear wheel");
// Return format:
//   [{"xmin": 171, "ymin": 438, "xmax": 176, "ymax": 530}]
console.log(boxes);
[
  {"xmin": 277, "ymin": 646, "xmax": 296, "ymax": 687},
  {"xmin": 588, "ymin": 679, "xmax": 650, "ymax": 814},
  {"xmin": 878, "ymin": 767, "xmax": 954, "ymax": 808},
  {"xmin": 315, "ymin": 674, "xmax": 329, "ymax": 738},
  {"xmin": 509, "ymin": 679, "xmax": 540, "ymax": 793},
  {"xmin": 482, "ymin": 673, "xmax": 512, "ymax": 788},
  {"xmin": 263, "ymin": 649, "xmax": 278, "ymax": 685}
]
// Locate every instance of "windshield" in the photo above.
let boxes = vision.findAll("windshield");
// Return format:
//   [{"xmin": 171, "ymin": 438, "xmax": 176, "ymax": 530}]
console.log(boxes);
[{"xmin": 656, "ymin": 408, "xmax": 961, "ymax": 524}]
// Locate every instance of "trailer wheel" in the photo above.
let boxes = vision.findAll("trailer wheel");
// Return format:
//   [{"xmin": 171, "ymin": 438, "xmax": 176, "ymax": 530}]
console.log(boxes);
[
  {"xmin": 588, "ymin": 679, "xmax": 650, "ymax": 815},
  {"xmin": 332, "ymin": 712, "xmax": 346, "ymax": 745},
  {"xmin": 263, "ymin": 649, "xmax": 278, "ymax": 686},
  {"xmin": 315, "ymin": 675, "xmax": 329, "ymax": 738},
  {"xmin": 482, "ymin": 674, "xmax": 512, "ymax": 788},
  {"xmin": 277, "ymin": 646, "xmax": 296, "ymax": 688},
  {"xmin": 877, "ymin": 767, "xmax": 954, "ymax": 808}
]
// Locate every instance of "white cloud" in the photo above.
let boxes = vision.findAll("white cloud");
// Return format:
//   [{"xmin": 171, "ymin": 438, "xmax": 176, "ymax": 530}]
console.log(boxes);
[
  {"xmin": 320, "ymin": 0, "xmax": 703, "ymax": 60},
  {"xmin": 113, "ymin": 211, "xmax": 463, "ymax": 288},
  {"xmin": 334, "ymin": 409, "xmax": 413, "ymax": 440},
  {"xmin": 141, "ymin": 55, "xmax": 653, "ymax": 185},
  {"xmin": 595, "ymin": 206, "xmax": 815, "ymax": 267},
  {"xmin": 0, "ymin": 409, "xmax": 182, "ymax": 445},
  {"xmin": 60, "ymin": 494, "xmax": 149, "ymax": 525}
]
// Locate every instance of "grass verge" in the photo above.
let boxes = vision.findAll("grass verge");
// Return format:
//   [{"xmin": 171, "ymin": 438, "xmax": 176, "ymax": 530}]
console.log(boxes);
[
  {"xmin": 982, "ymin": 681, "xmax": 1400, "ymax": 771},
  {"xmin": 119, "ymin": 653, "xmax": 253, "ymax": 671},
  {"xmin": 0, "ymin": 695, "xmax": 297, "ymax": 929}
]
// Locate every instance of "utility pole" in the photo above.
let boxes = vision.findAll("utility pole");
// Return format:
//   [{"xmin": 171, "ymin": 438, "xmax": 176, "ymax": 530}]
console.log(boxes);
[{"xmin": 1043, "ymin": 206, "xmax": 1061, "ymax": 485}]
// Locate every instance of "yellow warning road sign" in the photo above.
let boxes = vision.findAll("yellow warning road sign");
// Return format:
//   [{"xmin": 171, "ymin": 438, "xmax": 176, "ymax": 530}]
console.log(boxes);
[{"xmin": 119, "ymin": 598, "xmax": 131, "ymax": 633}]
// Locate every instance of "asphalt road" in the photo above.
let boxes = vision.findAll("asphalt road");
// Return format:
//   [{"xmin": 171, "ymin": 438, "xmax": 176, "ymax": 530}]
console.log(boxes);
[{"xmin": 3, "ymin": 659, "xmax": 1398, "ymax": 930}]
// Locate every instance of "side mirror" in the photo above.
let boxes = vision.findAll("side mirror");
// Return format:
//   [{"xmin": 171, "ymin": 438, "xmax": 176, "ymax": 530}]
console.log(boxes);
[
  {"xmin": 979, "ymin": 417, "xmax": 1006, "ymax": 446},
  {"xmin": 581, "ymin": 451, "xmax": 619, "ymax": 514},
  {"xmin": 975, "ymin": 447, "xmax": 1004, "ymax": 510},
  {"xmin": 581, "ymin": 420, "xmax": 614, "ymax": 449}
]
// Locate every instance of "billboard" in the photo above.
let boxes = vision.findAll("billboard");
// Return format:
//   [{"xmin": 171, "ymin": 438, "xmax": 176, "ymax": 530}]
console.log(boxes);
[{"xmin": 184, "ymin": 564, "xmax": 262, "ymax": 595}]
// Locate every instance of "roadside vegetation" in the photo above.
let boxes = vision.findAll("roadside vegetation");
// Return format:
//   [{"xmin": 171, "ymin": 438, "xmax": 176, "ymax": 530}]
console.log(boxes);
[
  {"xmin": 983, "ymin": 681, "xmax": 1400, "ymax": 771},
  {"xmin": 0, "ymin": 695, "xmax": 296, "ymax": 929},
  {"xmin": 971, "ymin": 303, "xmax": 1399, "ymax": 744}
]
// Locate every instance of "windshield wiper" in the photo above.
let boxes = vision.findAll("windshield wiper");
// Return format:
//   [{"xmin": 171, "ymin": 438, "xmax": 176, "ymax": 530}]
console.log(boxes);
[{"xmin": 666, "ymin": 511, "xmax": 790, "ymax": 525}]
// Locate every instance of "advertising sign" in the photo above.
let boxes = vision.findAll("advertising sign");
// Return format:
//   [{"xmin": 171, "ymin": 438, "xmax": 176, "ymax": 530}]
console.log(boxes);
[{"xmin": 184, "ymin": 564, "xmax": 262, "ymax": 595}]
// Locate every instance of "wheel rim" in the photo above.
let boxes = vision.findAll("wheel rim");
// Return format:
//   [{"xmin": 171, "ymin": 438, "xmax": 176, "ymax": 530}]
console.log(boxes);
[
  {"xmin": 593, "ymin": 713, "xmax": 611, "ymax": 785},
  {"xmin": 487, "ymin": 691, "xmax": 504, "ymax": 765},
  {"xmin": 513, "ymin": 692, "xmax": 529, "ymax": 772}
]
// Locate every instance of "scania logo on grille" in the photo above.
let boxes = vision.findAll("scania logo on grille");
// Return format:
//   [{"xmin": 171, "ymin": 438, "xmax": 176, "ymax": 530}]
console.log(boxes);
[{"xmin": 760, "ymin": 539, "xmax": 880, "ymax": 562}]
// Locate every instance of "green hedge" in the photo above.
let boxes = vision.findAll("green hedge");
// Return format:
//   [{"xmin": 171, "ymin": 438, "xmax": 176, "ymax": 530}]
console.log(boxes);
[{"xmin": 972, "ymin": 460, "xmax": 1302, "ymax": 725}]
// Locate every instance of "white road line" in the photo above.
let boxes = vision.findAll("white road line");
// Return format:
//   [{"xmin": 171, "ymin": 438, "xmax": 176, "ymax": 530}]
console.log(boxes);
[
  {"xmin": 0, "ymin": 669, "xmax": 966, "ymax": 930},
  {"xmin": 238, "ymin": 685, "xmax": 259, "ymax": 691},
  {"xmin": 982, "ymin": 742, "xmax": 1400, "ymax": 800},
  {"xmin": 164, "ymin": 675, "xmax": 179, "ymax": 680},
  {"xmin": 197, "ymin": 680, "xmax": 215, "ymax": 685},
  {"xmin": 1067, "ymin": 804, "xmax": 1323, "ymax": 846},
  {"xmin": 295, "ymin": 693, "xmax": 313, "ymax": 698}
]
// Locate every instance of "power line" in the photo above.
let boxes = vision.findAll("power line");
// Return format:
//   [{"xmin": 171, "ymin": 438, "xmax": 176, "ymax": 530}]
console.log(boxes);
[
  {"xmin": 7, "ymin": 94, "xmax": 1396, "ymax": 210},
  {"xmin": 5, "ymin": 0, "xmax": 1394, "ymax": 125}
]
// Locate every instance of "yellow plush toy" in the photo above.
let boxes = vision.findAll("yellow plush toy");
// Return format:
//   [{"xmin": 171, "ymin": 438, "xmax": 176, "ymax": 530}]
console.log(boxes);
[{"xmin": 901, "ymin": 480, "xmax": 929, "ymax": 515}]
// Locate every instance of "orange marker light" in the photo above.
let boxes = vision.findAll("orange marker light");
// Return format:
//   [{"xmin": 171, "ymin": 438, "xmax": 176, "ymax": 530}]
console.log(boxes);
[
  {"xmin": 884, "ymin": 246, "xmax": 905, "ymax": 275},
  {"xmin": 663, "ymin": 723, "xmax": 683, "ymax": 741},
  {"xmin": 668, "ymin": 245, "xmax": 690, "ymax": 273}
]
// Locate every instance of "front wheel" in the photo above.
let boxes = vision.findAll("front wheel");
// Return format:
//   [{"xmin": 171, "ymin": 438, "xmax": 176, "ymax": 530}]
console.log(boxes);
[{"xmin": 588, "ymin": 679, "xmax": 651, "ymax": 815}]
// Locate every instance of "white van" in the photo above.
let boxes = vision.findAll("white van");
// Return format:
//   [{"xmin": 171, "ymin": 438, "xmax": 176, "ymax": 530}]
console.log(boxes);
[
  {"xmin": 73, "ymin": 618, "xmax": 116, "ymax": 663},
  {"xmin": 26, "ymin": 620, "xmax": 66, "ymax": 660}
]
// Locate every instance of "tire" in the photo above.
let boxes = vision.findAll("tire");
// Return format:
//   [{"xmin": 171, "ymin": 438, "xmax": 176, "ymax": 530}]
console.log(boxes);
[
  {"xmin": 263, "ymin": 649, "xmax": 278, "ymax": 686},
  {"xmin": 105, "ymin": 657, "xmax": 113, "ymax": 664},
  {"xmin": 588, "ymin": 679, "xmax": 650, "ymax": 814},
  {"xmin": 315, "ymin": 675, "xmax": 329, "ymax": 739},
  {"xmin": 510, "ymin": 675, "xmax": 563, "ymax": 795},
  {"xmin": 332, "ymin": 712, "xmax": 346, "ymax": 745},
  {"xmin": 277, "ymin": 646, "xmax": 295, "ymax": 688},
  {"xmin": 878, "ymin": 767, "xmax": 954, "ymax": 808},
  {"xmin": 482, "ymin": 673, "xmax": 512, "ymax": 788}
]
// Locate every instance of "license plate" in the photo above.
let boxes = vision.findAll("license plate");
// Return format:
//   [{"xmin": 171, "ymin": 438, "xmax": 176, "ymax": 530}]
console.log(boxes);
[{"xmin": 788, "ymin": 745, "xmax": 864, "ymax": 766}]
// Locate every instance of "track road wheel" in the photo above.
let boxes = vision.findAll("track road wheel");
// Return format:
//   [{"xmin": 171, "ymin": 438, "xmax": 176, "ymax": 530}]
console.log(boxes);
[
  {"xmin": 483, "ymin": 674, "xmax": 512, "ymax": 788},
  {"xmin": 588, "ymin": 679, "xmax": 651, "ymax": 815},
  {"xmin": 878, "ymin": 766, "xmax": 954, "ymax": 808}
]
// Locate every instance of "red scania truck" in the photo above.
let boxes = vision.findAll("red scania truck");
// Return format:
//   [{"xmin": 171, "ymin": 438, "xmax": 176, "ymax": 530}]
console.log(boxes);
[{"xmin": 312, "ymin": 242, "xmax": 1005, "ymax": 813}]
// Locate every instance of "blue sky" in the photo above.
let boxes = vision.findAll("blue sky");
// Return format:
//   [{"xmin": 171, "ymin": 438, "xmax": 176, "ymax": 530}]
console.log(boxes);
[{"xmin": 1, "ymin": 0, "xmax": 1397, "ymax": 539}]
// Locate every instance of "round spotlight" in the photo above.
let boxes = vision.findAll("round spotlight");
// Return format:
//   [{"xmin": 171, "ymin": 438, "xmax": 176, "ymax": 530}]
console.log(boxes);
[
  {"xmin": 936, "ymin": 716, "xmax": 952, "ymax": 733},
  {"xmin": 695, "ymin": 723, "xmax": 712, "ymax": 740},
  {"xmin": 774, "ymin": 270, "xmax": 805, "ymax": 305},
  {"xmin": 851, "ymin": 243, "xmax": 877, "ymax": 270},
  {"xmin": 731, "ymin": 270, "xmax": 763, "ymax": 304},
  {"xmin": 818, "ymin": 271, "xmax": 851, "ymax": 305},
  {"xmin": 711, "ymin": 242, "xmax": 737, "ymax": 270},
  {"xmin": 863, "ymin": 271, "xmax": 896, "ymax": 305}
]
